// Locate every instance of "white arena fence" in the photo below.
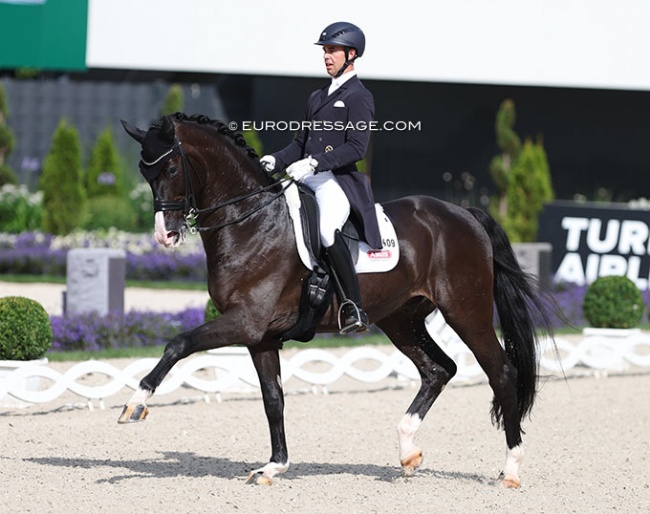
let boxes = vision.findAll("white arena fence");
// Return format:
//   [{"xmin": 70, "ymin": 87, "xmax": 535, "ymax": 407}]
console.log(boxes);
[{"xmin": 2, "ymin": 311, "xmax": 650, "ymax": 409}]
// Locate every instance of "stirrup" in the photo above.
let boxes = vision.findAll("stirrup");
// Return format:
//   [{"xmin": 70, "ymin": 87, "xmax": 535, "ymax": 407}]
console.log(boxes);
[{"xmin": 337, "ymin": 300, "xmax": 369, "ymax": 335}]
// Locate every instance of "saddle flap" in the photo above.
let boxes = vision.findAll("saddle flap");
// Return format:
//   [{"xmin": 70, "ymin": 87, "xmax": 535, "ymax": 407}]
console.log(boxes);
[
  {"xmin": 297, "ymin": 185, "xmax": 321, "ymax": 261},
  {"xmin": 284, "ymin": 183, "xmax": 399, "ymax": 274}
]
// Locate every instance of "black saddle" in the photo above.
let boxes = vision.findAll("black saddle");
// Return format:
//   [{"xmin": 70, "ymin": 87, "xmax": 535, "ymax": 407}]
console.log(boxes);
[{"xmin": 297, "ymin": 184, "xmax": 360, "ymax": 264}]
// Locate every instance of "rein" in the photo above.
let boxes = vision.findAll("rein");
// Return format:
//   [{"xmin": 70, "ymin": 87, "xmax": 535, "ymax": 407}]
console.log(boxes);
[{"xmin": 155, "ymin": 135, "xmax": 291, "ymax": 234}]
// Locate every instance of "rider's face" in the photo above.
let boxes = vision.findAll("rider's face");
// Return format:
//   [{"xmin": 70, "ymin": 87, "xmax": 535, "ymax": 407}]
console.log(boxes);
[{"xmin": 323, "ymin": 45, "xmax": 355, "ymax": 77}]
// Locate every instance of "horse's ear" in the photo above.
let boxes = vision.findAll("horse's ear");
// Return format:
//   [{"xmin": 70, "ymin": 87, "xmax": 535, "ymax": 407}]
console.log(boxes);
[
  {"xmin": 160, "ymin": 115, "xmax": 176, "ymax": 143},
  {"xmin": 121, "ymin": 120, "xmax": 146, "ymax": 143}
]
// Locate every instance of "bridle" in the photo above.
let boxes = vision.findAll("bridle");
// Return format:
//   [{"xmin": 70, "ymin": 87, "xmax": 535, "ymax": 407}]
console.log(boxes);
[{"xmin": 149, "ymin": 135, "xmax": 291, "ymax": 234}]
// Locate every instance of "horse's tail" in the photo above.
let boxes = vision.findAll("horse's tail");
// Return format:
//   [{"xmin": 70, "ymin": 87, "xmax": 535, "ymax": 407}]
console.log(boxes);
[{"xmin": 467, "ymin": 207, "xmax": 554, "ymax": 427}]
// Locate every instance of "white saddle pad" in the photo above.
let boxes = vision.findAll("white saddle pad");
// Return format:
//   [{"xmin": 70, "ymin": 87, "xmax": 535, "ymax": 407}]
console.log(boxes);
[{"xmin": 284, "ymin": 183, "xmax": 399, "ymax": 273}]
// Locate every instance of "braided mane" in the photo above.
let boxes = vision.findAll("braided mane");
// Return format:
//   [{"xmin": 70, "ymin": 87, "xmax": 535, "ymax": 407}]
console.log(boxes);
[{"xmin": 169, "ymin": 112, "xmax": 260, "ymax": 161}]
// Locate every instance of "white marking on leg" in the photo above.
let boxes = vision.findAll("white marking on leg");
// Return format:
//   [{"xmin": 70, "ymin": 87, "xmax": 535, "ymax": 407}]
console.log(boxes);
[
  {"xmin": 128, "ymin": 387, "xmax": 153, "ymax": 406},
  {"xmin": 503, "ymin": 443, "xmax": 524, "ymax": 484},
  {"xmin": 246, "ymin": 460, "xmax": 290, "ymax": 484},
  {"xmin": 397, "ymin": 413, "xmax": 422, "ymax": 461}
]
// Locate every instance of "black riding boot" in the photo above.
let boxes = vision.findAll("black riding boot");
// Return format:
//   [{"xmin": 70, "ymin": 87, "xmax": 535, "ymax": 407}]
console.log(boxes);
[{"xmin": 325, "ymin": 231, "xmax": 369, "ymax": 334}]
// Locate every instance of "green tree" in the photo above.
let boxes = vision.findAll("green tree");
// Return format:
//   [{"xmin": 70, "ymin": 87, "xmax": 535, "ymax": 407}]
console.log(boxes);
[
  {"xmin": 0, "ymin": 83, "xmax": 18, "ymax": 186},
  {"xmin": 242, "ymin": 129, "xmax": 263, "ymax": 157},
  {"xmin": 489, "ymin": 99, "xmax": 554, "ymax": 241},
  {"xmin": 489, "ymin": 99, "xmax": 521, "ymax": 222},
  {"xmin": 502, "ymin": 137, "xmax": 554, "ymax": 242},
  {"xmin": 40, "ymin": 119, "xmax": 85, "ymax": 235},
  {"xmin": 85, "ymin": 127, "xmax": 123, "ymax": 198},
  {"xmin": 161, "ymin": 83, "xmax": 184, "ymax": 115}
]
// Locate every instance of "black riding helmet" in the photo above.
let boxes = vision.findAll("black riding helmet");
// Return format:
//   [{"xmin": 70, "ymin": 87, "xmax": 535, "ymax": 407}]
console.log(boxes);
[{"xmin": 315, "ymin": 22, "xmax": 365, "ymax": 77}]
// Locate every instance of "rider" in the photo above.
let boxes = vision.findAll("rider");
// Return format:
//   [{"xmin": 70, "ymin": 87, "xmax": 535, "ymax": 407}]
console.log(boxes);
[{"xmin": 260, "ymin": 21, "xmax": 381, "ymax": 334}]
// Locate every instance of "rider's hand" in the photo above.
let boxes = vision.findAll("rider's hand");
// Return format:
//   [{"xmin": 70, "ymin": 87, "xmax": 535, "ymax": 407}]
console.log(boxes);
[
  {"xmin": 260, "ymin": 155, "xmax": 276, "ymax": 174},
  {"xmin": 286, "ymin": 157, "xmax": 318, "ymax": 182}
]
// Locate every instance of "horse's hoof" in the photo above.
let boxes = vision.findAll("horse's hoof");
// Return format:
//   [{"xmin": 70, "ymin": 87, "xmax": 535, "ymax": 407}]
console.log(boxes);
[
  {"xmin": 500, "ymin": 474, "xmax": 521, "ymax": 489},
  {"xmin": 117, "ymin": 404, "xmax": 149, "ymax": 424},
  {"xmin": 400, "ymin": 450, "xmax": 423, "ymax": 477},
  {"xmin": 244, "ymin": 471, "xmax": 273, "ymax": 486}
]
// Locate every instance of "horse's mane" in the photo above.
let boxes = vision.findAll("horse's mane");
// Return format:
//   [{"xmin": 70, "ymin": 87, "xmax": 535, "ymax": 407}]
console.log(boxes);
[{"xmin": 168, "ymin": 112, "xmax": 261, "ymax": 162}]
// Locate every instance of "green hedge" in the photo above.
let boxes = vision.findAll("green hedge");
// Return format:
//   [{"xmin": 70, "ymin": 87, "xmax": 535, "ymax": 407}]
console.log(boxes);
[
  {"xmin": 582, "ymin": 275, "xmax": 645, "ymax": 328},
  {"xmin": 0, "ymin": 296, "xmax": 53, "ymax": 360}
]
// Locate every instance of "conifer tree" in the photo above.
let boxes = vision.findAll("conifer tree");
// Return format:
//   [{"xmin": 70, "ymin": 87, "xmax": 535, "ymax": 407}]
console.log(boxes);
[
  {"xmin": 40, "ymin": 119, "xmax": 85, "ymax": 235},
  {"xmin": 0, "ymin": 83, "xmax": 18, "ymax": 186},
  {"xmin": 489, "ymin": 99, "xmax": 554, "ymax": 242},
  {"xmin": 161, "ymin": 84, "xmax": 184, "ymax": 116},
  {"xmin": 489, "ymin": 99, "xmax": 521, "ymax": 222},
  {"xmin": 502, "ymin": 137, "xmax": 554, "ymax": 242},
  {"xmin": 85, "ymin": 127, "xmax": 123, "ymax": 198},
  {"xmin": 242, "ymin": 129, "xmax": 264, "ymax": 157}
]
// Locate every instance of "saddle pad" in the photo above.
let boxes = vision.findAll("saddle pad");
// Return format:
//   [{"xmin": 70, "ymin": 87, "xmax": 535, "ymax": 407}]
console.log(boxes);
[{"xmin": 284, "ymin": 183, "xmax": 399, "ymax": 273}]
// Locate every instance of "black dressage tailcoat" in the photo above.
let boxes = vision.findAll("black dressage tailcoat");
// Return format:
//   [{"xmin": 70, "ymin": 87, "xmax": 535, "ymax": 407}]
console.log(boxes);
[{"xmin": 272, "ymin": 75, "xmax": 382, "ymax": 249}]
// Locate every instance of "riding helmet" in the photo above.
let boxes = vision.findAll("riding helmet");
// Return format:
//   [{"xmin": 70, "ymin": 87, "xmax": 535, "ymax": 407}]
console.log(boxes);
[{"xmin": 315, "ymin": 22, "xmax": 365, "ymax": 57}]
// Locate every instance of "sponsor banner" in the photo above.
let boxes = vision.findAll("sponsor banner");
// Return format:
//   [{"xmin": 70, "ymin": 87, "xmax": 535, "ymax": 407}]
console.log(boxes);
[{"xmin": 538, "ymin": 201, "xmax": 650, "ymax": 289}]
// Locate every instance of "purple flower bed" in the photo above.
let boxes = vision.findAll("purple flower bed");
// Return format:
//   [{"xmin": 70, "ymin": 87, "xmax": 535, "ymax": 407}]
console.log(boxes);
[
  {"xmin": 0, "ymin": 232, "xmax": 68, "ymax": 275},
  {"xmin": 0, "ymin": 231, "xmax": 207, "ymax": 282},
  {"xmin": 49, "ymin": 308, "xmax": 205, "ymax": 352},
  {"xmin": 44, "ymin": 282, "xmax": 621, "ymax": 354},
  {"xmin": 547, "ymin": 283, "xmax": 589, "ymax": 328}
]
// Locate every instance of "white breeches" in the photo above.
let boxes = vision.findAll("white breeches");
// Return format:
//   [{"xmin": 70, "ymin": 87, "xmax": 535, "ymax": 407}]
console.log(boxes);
[{"xmin": 301, "ymin": 171, "xmax": 350, "ymax": 247}]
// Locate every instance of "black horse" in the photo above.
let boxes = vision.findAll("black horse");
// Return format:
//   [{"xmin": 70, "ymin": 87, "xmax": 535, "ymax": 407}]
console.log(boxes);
[{"xmin": 120, "ymin": 113, "xmax": 555, "ymax": 487}]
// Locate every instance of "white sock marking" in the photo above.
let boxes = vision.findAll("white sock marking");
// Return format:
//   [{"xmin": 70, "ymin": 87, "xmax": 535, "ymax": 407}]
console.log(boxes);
[
  {"xmin": 503, "ymin": 443, "xmax": 524, "ymax": 480},
  {"xmin": 397, "ymin": 413, "xmax": 422, "ymax": 461}
]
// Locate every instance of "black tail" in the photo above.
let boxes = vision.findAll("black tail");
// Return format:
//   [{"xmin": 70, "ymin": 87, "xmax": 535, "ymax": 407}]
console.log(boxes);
[{"xmin": 467, "ymin": 207, "xmax": 555, "ymax": 426}]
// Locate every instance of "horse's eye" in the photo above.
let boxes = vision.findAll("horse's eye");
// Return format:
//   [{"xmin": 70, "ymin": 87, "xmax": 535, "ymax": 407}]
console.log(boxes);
[{"xmin": 167, "ymin": 165, "xmax": 179, "ymax": 177}]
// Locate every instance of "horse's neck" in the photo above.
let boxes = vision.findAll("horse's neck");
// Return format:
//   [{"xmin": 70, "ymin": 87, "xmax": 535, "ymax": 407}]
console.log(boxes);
[{"xmin": 197, "ymin": 148, "xmax": 292, "ymax": 249}]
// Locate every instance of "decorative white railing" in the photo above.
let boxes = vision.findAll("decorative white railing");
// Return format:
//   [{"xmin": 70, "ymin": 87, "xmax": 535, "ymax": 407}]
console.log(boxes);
[{"xmin": 2, "ymin": 311, "xmax": 650, "ymax": 409}]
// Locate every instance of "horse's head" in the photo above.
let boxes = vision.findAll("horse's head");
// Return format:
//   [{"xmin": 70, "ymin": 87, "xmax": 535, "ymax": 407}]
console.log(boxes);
[
  {"xmin": 123, "ymin": 114, "xmax": 280, "ymax": 249},
  {"xmin": 122, "ymin": 116, "xmax": 197, "ymax": 248}
]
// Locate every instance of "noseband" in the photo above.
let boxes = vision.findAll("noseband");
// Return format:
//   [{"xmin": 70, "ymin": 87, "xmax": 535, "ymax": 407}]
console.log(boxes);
[{"xmin": 152, "ymin": 135, "xmax": 290, "ymax": 234}]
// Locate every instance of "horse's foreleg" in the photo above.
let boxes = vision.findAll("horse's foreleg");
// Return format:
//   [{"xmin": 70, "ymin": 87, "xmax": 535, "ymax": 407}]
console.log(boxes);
[
  {"xmin": 117, "ymin": 330, "xmax": 196, "ymax": 423},
  {"xmin": 244, "ymin": 345, "xmax": 289, "ymax": 485},
  {"xmin": 118, "ymin": 312, "xmax": 259, "ymax": 424},
  {"xmin": 378, "ymin": 313, "xmax": 457, "ymax": 477}
]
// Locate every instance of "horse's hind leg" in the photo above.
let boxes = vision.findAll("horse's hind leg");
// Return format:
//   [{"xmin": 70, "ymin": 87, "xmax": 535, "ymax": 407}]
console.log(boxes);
[
  {"xmin": 443, "ymin": 313, "xmax": 525, "ymax": 488},
  {"xmin": 377, "ymin": 304, "xmax": 457, "ymax": 477}
]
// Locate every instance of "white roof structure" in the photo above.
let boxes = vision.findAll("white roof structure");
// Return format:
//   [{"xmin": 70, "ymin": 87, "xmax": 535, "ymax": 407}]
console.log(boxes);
[{"xmin": 87, "ymin": 0, "xmax": 650, "ymax": 91}]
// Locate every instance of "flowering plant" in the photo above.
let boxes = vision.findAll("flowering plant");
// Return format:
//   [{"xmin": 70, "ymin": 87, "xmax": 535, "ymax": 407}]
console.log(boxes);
[
  {"xmin": 0, "ymin": 229, "xmax": 207, "ymax": 281},
  {"xmin": 0, "ymin": 184, "xmax": 43, "ymax": 233}
]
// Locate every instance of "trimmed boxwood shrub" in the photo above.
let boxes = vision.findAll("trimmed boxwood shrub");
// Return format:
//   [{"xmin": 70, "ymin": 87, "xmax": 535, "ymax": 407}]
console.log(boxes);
[
  {"xmin": 0, "ymin": 296, "xmax": 53, "ymax": 360},
  {"xmin": 582, "ymin": 275, "xmax": 644, "ymax": 328}
]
